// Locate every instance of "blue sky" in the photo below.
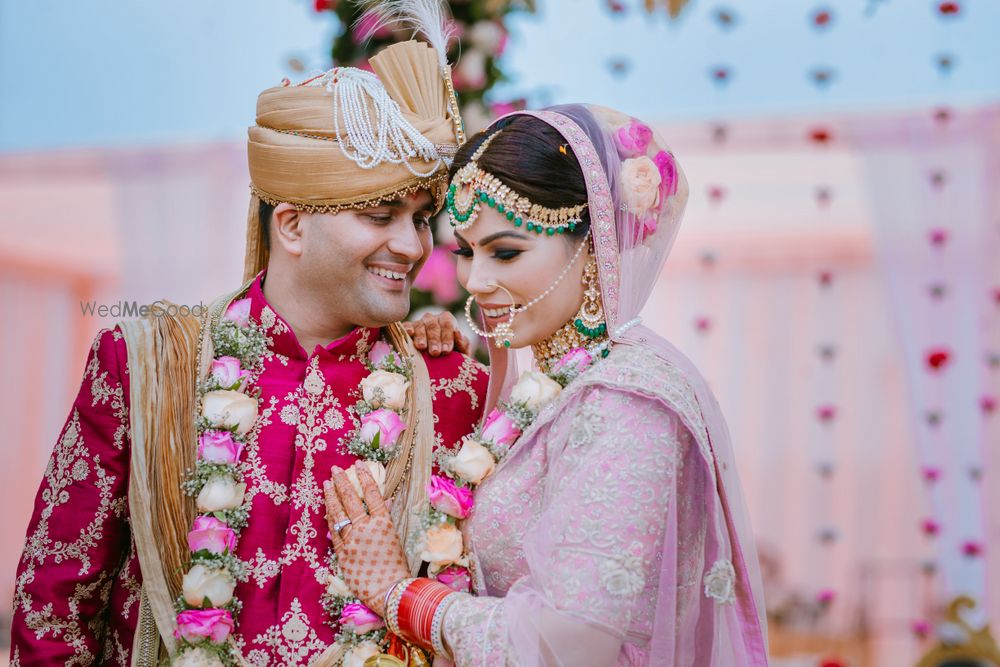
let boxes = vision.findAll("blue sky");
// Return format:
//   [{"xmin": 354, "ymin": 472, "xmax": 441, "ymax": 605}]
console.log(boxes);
[{"xmin": 1, "ymin": 0, "xmax": 997, "ymax": 151}]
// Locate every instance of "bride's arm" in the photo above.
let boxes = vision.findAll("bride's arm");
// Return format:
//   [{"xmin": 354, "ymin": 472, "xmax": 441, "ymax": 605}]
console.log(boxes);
[{"xmin": 441, "ymin": 386, "xmax": 689, "ymax": 666}]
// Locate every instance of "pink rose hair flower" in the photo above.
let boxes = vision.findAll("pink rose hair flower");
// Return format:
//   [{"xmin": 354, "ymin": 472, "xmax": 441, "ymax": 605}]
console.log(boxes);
[
  {"xmin": 187, "ymin": 515, "xmax": 238, "ymax": 555},
  {"xmin": 359, "ymin": 409, "xmax": 407, "ymax": 450},
  {"xmin": 174, "ymin": 608, "xmax": 234, "ymax": 644},
  {"xmin": 339, "ymin": 603, "xmax": 384, "ymax": 634},
  {"xmin": 614, "ymin": 119, "xmax": 653, "ymax": 158},
  {"xmin": 427, "ymin": 475, "xmax": 474, "ymax": 519},
  {"xmin": 653, "ymin": 150, "xmax": 679, "ymax": 200}
]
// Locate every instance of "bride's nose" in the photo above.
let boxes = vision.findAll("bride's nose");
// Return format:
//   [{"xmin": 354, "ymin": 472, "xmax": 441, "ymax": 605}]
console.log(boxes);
[{"xmin": 462, "ymin": 258, "xmax": 497, "ymax": 298}]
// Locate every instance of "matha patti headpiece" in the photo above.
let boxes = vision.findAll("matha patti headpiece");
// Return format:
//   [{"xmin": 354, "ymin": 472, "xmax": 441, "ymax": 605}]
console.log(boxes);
[{"xmin": 446, "ymin": 132, "xmax": 588, "ymax": 236}]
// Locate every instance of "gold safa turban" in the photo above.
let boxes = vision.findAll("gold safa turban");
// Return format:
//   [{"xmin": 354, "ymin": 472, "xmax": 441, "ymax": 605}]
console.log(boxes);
[{"xmin": 243, "ymin": 3, "xmax": 464, "ymax": 281}]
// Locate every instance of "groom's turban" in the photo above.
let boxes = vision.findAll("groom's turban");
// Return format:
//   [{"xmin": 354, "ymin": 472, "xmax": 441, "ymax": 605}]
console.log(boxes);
[{"xmin": 243, "ymin": 38, "xmax": 464, "ymax": 281}]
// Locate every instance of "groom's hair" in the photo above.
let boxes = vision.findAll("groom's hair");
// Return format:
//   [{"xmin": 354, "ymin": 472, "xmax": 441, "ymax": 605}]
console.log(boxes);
[
  {"xmin": 450, "ymin": 116, "xmax": 591, "ymax": 242},
  {"xmin": 258, "ymin": 200, "xmax": 275, "ymax": 251}
]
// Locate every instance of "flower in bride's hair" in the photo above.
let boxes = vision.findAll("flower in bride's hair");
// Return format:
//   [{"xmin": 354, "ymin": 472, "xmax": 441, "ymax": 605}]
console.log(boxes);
[
  {"xmin": 361, "ymin": 370, "xmax": 409, "ymax": 410},
  {"xmin": 174, "ymin": 608, "xmax": 234, "ymax": 644},
  {"xmin": 182, "ymin": 564, "xmax": 236, "ymax": 607},
  {"xmin": 553, "ymin": 348, "xmax": 594, "ymax": 375},
  {"xmin": 450, "ymin": 437, "xmax": 496, "ymax": 484},
  {"xmin": 187, "ymin": 516, "xmax": 237, "ymax": 555},
  {"xmin": 339, "ymin": 603, "xmax": 385, "ymax": 635},
  {"xmin": 359, "ymin": 409, "xmax": 407, "ymax": 451},
  {"xmin": 436, "ymin": 565, "xmax": 472, "ymax": 593},
  {"xmin": 222, "ymin": 298, "xmax": 251, "ymax": 328},
  {"xmin": 653, "ymin": 150, "xmax": 679, "ymax": 200},
  {"xmin": 614, "ymin": 119, "xmax": 653, "ymax": 158},
  {"xmin": 196, "ymin": 476, "xmax": 247, "ymax": 513},
  {"xmin": 510, "ymin": 371, "xmax": 562, "ymax": 411},
  {"xmin": 428, "ymin": 475, "xmax": 474, "ymax": 519},
  {"xmin": 420, "ymin": 523, "xmax": 465, "ymax": 568},
  {"xmin": 620, "ymin": 156, "xmax": 662, "ymax": 215},
  {"xmin": 197, "ymin": 430, "xmax": 243, "ymax": 465},
  {"xmin": 368, "ymin": 340, "xmax": 402, "ymax": 369},
  {"xmin": 342, "ymin": 641, "xmax": 381, "ymax": 667},
  {"xmin": 202, "ymin": 390, "xmax": 258, "ymax": 435},
  {"xmin": 210, "ymin": 356, "xmax": 251, "ymax": 391},
  {"xmin": 480, "ymin": 409, "xmax": 521, "ymax": 448},
  {"xmin": 345, "ymin": 460, "xmax": 387, "ymax": 498}
]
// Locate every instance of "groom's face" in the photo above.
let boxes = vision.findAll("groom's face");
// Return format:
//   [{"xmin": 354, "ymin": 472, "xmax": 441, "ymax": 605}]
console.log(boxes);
[{"xmin": 298, "ymin": 190, "xmax": 435, "ymax": 328}]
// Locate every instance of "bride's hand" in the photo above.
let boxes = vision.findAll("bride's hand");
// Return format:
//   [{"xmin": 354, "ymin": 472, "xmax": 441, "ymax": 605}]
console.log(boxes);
[
  {"xmin": 324, "ymin": 463, "xmax": 410, "ymax": 616},
  {"xmin": 404, "ymin": 311, "xmax": 470, "ymax": 356}
]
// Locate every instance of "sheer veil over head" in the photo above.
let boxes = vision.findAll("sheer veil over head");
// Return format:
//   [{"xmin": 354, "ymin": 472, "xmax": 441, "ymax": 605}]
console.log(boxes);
[{"xmin": 474, "ymin": 104, "xmax": 770, "ymax": 665}]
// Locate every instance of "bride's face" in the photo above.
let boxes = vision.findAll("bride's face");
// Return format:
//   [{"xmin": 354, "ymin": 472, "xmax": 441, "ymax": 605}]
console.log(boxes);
[{"xmin": 452, "ymin": 205, "xmax": 588, "ymax": 348}]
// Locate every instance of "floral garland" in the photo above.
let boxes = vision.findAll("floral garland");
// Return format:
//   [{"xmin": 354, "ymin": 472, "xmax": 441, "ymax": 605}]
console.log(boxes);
[
  {"xmin": 173, "ymin": 297, "xmax": 265, "ymax": 666},
  {"xmin": 412, "ymin": 342, "xmax": 610, "ymax": 593},
  {"xmin": 324, "ymin": 338, "xmax": 414, "ymax": 666}
]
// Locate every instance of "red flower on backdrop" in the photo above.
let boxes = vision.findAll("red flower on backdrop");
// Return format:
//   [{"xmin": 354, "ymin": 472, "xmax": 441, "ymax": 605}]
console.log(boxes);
[
  {"xmin": 819, "ymin": 660, "xmax": 847, "ymax": 667},
  {"xmin": 935, "ymin": 53, "xmax": 956, "ymax": 75},
  {"xmin": 934, "ymin": 107, "xmax": 953, "ymax": 125},
  {"xmin": 937, "ymin": 2, "xmax": 961, "ymax": 17},
  {"xmin": 921, "ymin": 518, "xmax": 941, "ymax": 536},
  {"xmin": 816, "ymin": 404, "xmax": 837, "ymax": 423},
  {"xmin": 925, "ymin": 347, "xmax": 951, "ymax": 372},
  {"xmin": 606, "ymin": 0, "xmax": 627, "ymax": 14},
  {"xmin": 313, "ymin": 0, "xmax": 335, "ymax": 11},
  {"xmin": 712, "ymin": 7, "xmax": 738, "ymax": 29},
  {"xmin": 921, "ymin": 466, "xmax": 942, "ymax": 483},
  {"xmin": 708, "ymin": 185, "xmax": 727, "ymax": 204},
  {"xmin": 809, "ymin": 67, "xmax": 836, "ymax": 88},
  {"xmin": 811, "ymin": 7, "xmax": 833, "ymax": 29},
  {"xmin": 710, "ymin": 65, "xmax": 732, "ymax": 85},
  {"xmin": 809, "ymin": 127, "xmax": 833, "ymax": 145},
  {"xmin": 982, "ymin": 394, "xmax": 997, "ymax": 415},
  {"xmin": 818, "ymin": 270, "xmax": 834, "ymax": 287},
  {"xmin": 961, "ymin": 540, "xmax": 982, "ymax": 557}
]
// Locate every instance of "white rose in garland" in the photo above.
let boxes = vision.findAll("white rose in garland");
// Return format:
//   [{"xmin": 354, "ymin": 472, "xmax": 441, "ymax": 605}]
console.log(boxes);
[
  {"xmin": 449, "ymin": 437, "xmax": 495, "ymax": 484},
  {"xmin": 509, "ymin": 371, "xmax": 562, "ymax": 411},
  {"xmin": 360, "ymin": 370, "xmax": 408, "ymax": 410},
  {"xmin": 196, "ymin": 476, "xmax": 247, "ymax": 513},
  {"xmin": 183, "ymin": 564, "xmax": 237, "ymax": 608},
  {"xmin": 201, "ymin": 390, "xmax": 258, "ymax": 435}
]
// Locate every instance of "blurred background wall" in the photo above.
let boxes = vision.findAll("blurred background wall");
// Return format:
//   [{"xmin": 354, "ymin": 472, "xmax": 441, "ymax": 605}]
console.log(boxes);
[{"xmin": 1, "ymin": 1, "xmax": 998, "ymax": 665}]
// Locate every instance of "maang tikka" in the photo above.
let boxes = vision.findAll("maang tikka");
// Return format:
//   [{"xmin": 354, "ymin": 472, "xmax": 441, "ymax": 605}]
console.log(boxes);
[{"xmin": 446, "ymin": 132, "xmax": 587, "ymax": 236}]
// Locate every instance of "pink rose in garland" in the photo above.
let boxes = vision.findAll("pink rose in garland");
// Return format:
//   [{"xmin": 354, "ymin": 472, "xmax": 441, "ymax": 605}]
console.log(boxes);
[
  {"xmin": 436, "ymin": 565, "xmax": 472, "ymax": 593},
  {"xmin": 359, "ymin": 409, "xmax": 406, "ymax": 450},
  {"xmin": 552, "ymin": 348, "xmax": 593, "ymax": 375},
  {"xmin": 211, "ymin": 356, "xmax": 251, "ymax": 391},
  {"xmin": 222, "ymin": 298, "xmax": 251, "ymax": 327},
  {"xmin": 197, "ymin": 430, "xmax": 243, "ymax": 465},
  {"xmin": 615, "ymin": 119, "xmax": 653, "ymax": 158},
  {"xmin": 187, "ymin": 516, "xmax": 237, "ymax": 555},
  {"xmin": 428, "ymin": 475, "xmax": 474, "ymax": 519},
  {"xmin": 339, "ymin": 603, "xmax": 385, "ymax": 634},
  {"xmin": 480, "ymin": 409, "xmax": 521, "ymax": 448},
  {"xmin": 175, "ymin": 608, "xmax": 235, "ymax": 644},
  {"xmin": 368, "ymin": 340, "xmax": 402, "ymax": 369}
]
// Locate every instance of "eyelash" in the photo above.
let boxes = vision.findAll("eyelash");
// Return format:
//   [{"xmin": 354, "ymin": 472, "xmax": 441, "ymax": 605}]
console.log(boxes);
[
  {"xmin": 367, "ymin": 214, "xmax": 431, "ymax": 229},
  {"xmin": 451, "ymin": 248, "xmax": 523, "ymax": 262}
]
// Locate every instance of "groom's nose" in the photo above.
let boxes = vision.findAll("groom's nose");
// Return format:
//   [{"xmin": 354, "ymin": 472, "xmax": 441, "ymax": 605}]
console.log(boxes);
[{"xmin": 385, "ymin": 220, "xmax": 425, "ymax": 263}]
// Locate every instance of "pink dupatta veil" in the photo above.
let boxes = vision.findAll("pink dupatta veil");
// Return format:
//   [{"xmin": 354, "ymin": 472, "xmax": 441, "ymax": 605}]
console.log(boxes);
[{"xmin": 475, "ymin": 104, "xmax": 769, "ymax": 665}]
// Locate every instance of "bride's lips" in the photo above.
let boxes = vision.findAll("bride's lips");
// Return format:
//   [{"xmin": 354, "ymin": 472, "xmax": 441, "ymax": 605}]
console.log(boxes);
[{"xmin": 477, "ymin": 301, "xmax": 522, "ymax": 326}]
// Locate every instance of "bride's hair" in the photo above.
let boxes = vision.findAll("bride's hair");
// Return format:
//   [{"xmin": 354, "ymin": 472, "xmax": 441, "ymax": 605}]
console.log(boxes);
[{"xmin": 449, "ymin": 115, "xmax": 591, "ymax": 241}]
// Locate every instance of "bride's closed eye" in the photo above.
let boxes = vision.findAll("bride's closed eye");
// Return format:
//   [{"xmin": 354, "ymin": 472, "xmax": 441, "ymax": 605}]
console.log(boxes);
[{"xmin": 451, "ymin": 246, "xmax": 523, "ymax": 262}]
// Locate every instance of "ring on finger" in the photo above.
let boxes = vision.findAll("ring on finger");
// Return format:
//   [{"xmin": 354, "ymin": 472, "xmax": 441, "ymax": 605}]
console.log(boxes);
[{"xmin": 332, "ymin": 518, "xmax": 352, "ymax": 533}]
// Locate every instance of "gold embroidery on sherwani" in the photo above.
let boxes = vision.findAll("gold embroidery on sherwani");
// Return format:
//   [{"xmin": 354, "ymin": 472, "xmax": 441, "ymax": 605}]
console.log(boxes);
[
  {"xmin": 248, "ymin": 357, "xmax": 345, "ymax": 588},
  {"xmin": 246, "ymin": 598, "xmax": 328, "ymax": 666},
  {"xmin": 430, "ymin": 355, "xmax": 487, "ymax": 410}
]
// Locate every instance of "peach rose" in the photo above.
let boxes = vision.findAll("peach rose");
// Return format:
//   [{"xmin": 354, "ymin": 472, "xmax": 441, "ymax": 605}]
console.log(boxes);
[
  {"xmin": 449, "ymin": 437, "xmax": 495, "ymax": 484},
  {"xmin": 360, "ymin": 370, "xmax": 409, "ymax": 410},
  {"xmin": 420, "ymin": 523, "xmax": 464, "ymax": 568},
  {"xmin": 620, "ymin": 156, "xmax": 662, "ymax": 215}
]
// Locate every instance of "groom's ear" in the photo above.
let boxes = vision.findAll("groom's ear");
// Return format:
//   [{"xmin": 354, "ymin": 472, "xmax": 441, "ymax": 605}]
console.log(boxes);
[{"xmin": 271, "ymin": 203, "xmax": 304, "ymax": 257}]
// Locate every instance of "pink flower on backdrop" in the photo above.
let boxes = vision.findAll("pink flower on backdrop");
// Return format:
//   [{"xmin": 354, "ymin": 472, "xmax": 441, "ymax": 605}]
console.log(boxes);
[
  {"xmin": 694, "ymin": 316, "xmax": 712, "ymax": 334},
  {"xmin": 921, "ymin": 466, "xmax": 942, "ymax": 483},
  {"xmin": 818, "ymin": 270, "xmax": 834, "ymax": 287},
  {"xmin": 368, "ymin": 340, "xmax": 402, "ymax": 369},
  {"xmin": 937, "ymin": 1, "xmax": 961, "ymax": 17},
  {"xmin": 359, "ymin": 409, "xmax": 406, "ymax": 450},
  {"xmin": 816, "ymin": 589, "xmax": 836, "ymax": 605},
  {"xmin": 925, "ymin": 347, "xmax": 951, "ymax": 372},
  {"xmin": 187, "ymin": 516, "xmax": 237, "ymax": 555},
  {"xmin": 991, "ymin": 287, "xmax": 1000, "ymax": 306},
  {"xmin": 982, "ymin": 394, "xmax": 997, "ymax": 415},
  {"xmin": 435, "ymin": 565, "xmax": 472, "ymax": 593},
  {"xmin": 921, "ymin": 518, "xmax": 941, "ymax": 536},
  {"xmin": 961, "ymin": 540, "xmax": 982, "ymax": 557},
  {"xmin": 198, "ymin": 431, "xmax": 243, "ymax": 465},
  {"xmin": 552, "ymin": 348, "xmax": 593, "ymax": 375},
  {"xmin": 928, "ymin": 228, "xmax": 949, "ymax": 249},
  {"xmin": 707, "ymin": 185, "xmax": 726, "ymax": 204},
  {"xmin": 480, "ymin": 409, "xmax": 521, "ymax": 448},
  {"xmin": 911, "ymin": 619, "xmax": 932, "ymax": 639},
  {"xmin": 427, "ymin": 475, "xmax": 474, "ymax": 519},
  {"xmin": 211, "ymin": 356, "xmax": 251, "ymax": 390},
  {"xmin": 223, "ymin": 298, "xmax": 251, "ymax": 327},
  {"xmin": 413, "ymin": 248, "xmax": 460, "ymax": 303},
  {"xmin": 174, "ymin": 608, "xmax": 234, "ymax": 643},
  {"xmin": 614, "ymin": 120, "xmax": 653, "ymax": 158},
  {"xmin": 816, "ymin": 405, "xmax": 837, "ymax": 423},
  {"xmin": 339, "ymin": 603, "xmax": 384, "ymax": 634},
  {"xmin": 489, "ymin": 99, "xmax": 525, "ymax": 117}
]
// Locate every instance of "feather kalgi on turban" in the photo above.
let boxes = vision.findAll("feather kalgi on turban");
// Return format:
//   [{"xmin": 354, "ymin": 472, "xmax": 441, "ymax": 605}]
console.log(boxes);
[{"xmin": 243, "ymin": 0, "xmax": 464, "ymax": 282}]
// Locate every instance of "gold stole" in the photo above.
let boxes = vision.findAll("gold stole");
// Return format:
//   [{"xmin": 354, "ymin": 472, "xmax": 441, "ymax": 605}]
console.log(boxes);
[{"xmin": 120, "ymin": 285, "xmax": 435, "ymax": 666}]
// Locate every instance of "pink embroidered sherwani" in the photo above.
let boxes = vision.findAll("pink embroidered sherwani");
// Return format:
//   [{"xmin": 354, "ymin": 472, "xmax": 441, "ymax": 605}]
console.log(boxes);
[{"xmin": 10, "ymin": 275, "xmax": 489, "ymax": 666}]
